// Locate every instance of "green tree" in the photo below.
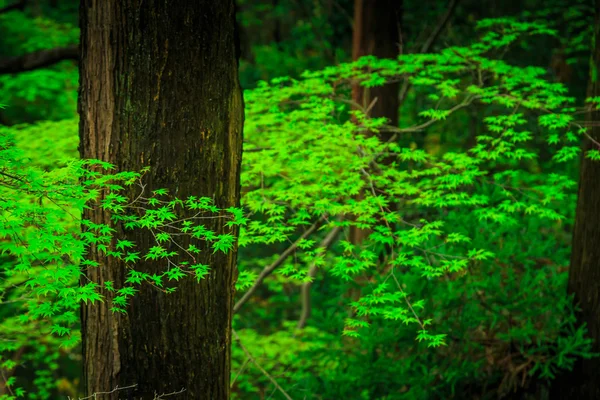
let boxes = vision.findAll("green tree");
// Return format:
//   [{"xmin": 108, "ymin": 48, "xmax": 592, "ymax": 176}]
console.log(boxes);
[{"xmin": 349, "ymin": 0, "xmax": 403, "ymax": 245}]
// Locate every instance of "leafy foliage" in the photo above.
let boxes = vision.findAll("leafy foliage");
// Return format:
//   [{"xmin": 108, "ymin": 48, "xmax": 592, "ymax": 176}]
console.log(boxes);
[
  {"xmin": 231, "ymin": 15, "xmax": 595, "ymax": 399},
  {"xmin": 0, "ymin": 3, "xmax": 597, "ymax": 400},
  {"xmin": 0, "ymin": 132, "xmax": 241, "ymax": 397}
]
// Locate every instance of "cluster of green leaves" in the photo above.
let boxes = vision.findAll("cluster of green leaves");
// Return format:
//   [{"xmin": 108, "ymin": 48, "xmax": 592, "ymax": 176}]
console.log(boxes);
[
  {"xmin": 230, "ymin": 16, "xmax": 596, "ymax": 398},
  {"xmin": 0, "ymin": 127, "xmax": 242, "ymax": 398}
]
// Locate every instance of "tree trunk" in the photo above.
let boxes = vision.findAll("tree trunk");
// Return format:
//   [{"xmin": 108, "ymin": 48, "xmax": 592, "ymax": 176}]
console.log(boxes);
[
  {"xmin": 350, "ymin": 0, "xmax": 402, "ymax": 245},
  {"xmin": 551, "ymin": 1, "xmax": 600, "ymax": 398},
  {"xmin": 78, "ymin": 1, "xmax": 243, "ymax": 399}
]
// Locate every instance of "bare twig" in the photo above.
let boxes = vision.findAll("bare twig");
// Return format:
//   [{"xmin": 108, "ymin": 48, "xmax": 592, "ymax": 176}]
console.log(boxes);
[
  {"xmin": 231, "ymin": 358, "xmax": 251, "ymax": 387},
  {"xmin": 232, "ymin": 329, "xmax": 293, "ymax": 400},
  {"xmin": 70, "ymin": 384, "xmax": 137, "ymax": 400},
  {"xmin": 393, "ymin": 95, "xmax": 479, "ymax": 133},
  {"xmin": 297, "ymin": 225, "xmax": 343, "ymax": 329},
  {"xmin": 68, "ymin": 383, "xmax": 185, "ymax": 399},
  {"xmin": 419, "ymin": 0, "xmax": 460, "ymax": 54},
  {"xmin": 399, "ymin": 0, "xmax": 460, "ymax": 105},
  {"xmin": 153, "ymin": 388, "xmax": 186, "ymax": 399}
]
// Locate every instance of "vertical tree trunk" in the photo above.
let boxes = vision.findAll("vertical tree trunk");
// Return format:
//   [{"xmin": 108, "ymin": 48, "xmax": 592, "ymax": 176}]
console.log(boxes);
[
  {"xmin": 78, "ymin": 1, "xmax": 243, "ymax": 398},
  {"xmin": 273, "ymin": 0, "xmax": 282, "ymax": 47},
  {"xmin": 350, "ymin": 0, "xmax": 402, "ymax": 244},
  {"xmin": 351, "ymin": 0, "xmax": 402, "ymax": 124},
  {"xmin": 551, "ymin": 1, "xmax": 600, "ymax": 398}
]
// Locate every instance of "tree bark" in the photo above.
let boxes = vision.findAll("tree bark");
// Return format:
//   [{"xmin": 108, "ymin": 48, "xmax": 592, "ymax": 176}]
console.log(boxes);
[
  {"xmin": 551, "ymin": 1, "xmax": 600, "ymax": 398},
  {"xmin": 350, "ymin": 0, "xmax": 402, "ymax": 245},
  {"xmin": 351, "ymin": 0, "xmax": 402, "ymax": 135},
  {"xmin": 78, "ymin": 1, "xmax": 243, "ymax": 399}
]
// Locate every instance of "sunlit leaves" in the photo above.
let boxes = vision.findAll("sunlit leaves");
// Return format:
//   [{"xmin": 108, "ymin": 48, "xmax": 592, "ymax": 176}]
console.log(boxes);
[
  {"xmin": 212, "ymin": 233, "xmax": 236, "ymax": 254},
  {"xmin": 0, "ymin": 15, "xmax": 594, "ymax": 392},
  {"xmin": 236, "ymin": 15, "xmax": 588, "ymax": 352}
]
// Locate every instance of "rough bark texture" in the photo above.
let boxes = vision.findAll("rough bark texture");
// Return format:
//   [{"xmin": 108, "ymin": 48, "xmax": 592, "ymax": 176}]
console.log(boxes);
[
  {"xmin": 551, "ymin": 1, "xmax": 600, "ymax": 398},
  {"xmin": 350, "ymin": 0, "xmax": 402, "ymax": 245},
  {"xmin": 78, "ymin": 1, "xmax": 243, "ymax": 399}
]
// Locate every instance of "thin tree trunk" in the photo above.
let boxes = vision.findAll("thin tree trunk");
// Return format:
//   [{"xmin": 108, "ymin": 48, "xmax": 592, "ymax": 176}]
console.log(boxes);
[
  {"xmin": 78, "ymin": 1, "xmax": 243, "ymax": 398},
  {"xmin": 350, "ymin": 0, "xmax": 402, "ymax": 244},
  {"xmin": 551, "ymin": 1, "xmax": 600, "ymax": 398}
]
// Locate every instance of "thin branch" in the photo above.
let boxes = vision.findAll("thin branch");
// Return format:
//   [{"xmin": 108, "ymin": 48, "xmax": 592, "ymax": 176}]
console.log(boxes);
[
  {"xmin": 232, "ymin": 329, "xmax": 293, "ymax": 400},
  {"xmin": 0, "ymin": 45, "xmax": 78, "ymax": 74},
  {"xmin": 0, "ymin": 369, "xmax": 14, "ymax": 396},
  {"xmin": 391, "ymin": 271, "xmax": 426, "ymax": 331},
  {"xmin": 314, "ymin": 0, "xmax": 353, "ymax": 29},
  {"xmin": 0, "ymin": 0, "xmax": 26, "ymax": 15},
  {"xmin": 153, "ymin": 388, "xmax": 186, "ymax": 399},
  {"xmin": 419, "ymin": 0, "xmax": 459, "ymax": 54},
  {"xmin": 297, "ymin": 225, "xmax": 343, "ymax": 329},
  {"xmin": 330, "ymin": 0, "xmax": 353, "ymax": 29},
  {"xmin": 399, "ymin": 0, "xmax": 460, "ymax": 105},
  {"xmin": 392, "ymin": 95, "xmax": 479, "ymax": 133},
  {"xmin": 231, "ymin": 358, "xmax": 250, "ymax": 387},
  {"xmin": 71, "ymin": 384, "xmax": 137, "ymax": 400},
  {"xmin": 0, "ymin": 170, "xmax": 24, "ymax": 183},
  {"xmin": 364, "ymin": 96, "xmax": 378, "ymax": 116},
  {"xmin": 233, "ymin": 218, "xmax": 323, "ymax": 313}
]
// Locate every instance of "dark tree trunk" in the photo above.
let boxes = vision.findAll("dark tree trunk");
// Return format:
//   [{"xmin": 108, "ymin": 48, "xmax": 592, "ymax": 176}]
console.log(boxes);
[
  {"xmin": 551, "ymin": 1, "xmax": 600, "ymax": 398},
  {"xmin": 273, "ymin": 0, "xmax": 281, "ymax": 46},
  {"xmin": 351, "ymin": 0, "xmax": 402, "ymax": 133},
  {"xmin": 78, "ymin": 1, "xmax": 243, "ymax": 399},
  {"xmin": 350, "ymin": 0, "xmax": 402, "ymax": 244}
]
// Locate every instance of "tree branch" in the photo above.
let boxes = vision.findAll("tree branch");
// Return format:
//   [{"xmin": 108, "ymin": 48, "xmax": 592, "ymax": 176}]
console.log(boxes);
[
  {"xmin": 232, "ymin": 329, "xmax": 293, "ymax": 400},
  {"xmin": 419, "ymin": 0, "xmax": 459, "ymax": 54},
  {"xmin": 398, "ymin": 0, "xmax": 460, "ymax": 105},
  {"xmin": 71, "ymin": 384, "xmax": 137, "ymax": 400},
  {"xmin": 0, "ymin": 0, "xmax": 26, "ymax": 15},
  {"xmin": 297, "ymin": 225, "xmax": 343, "ymax": 330},
  {"xmin": 233, "ymin": 218, "xmax": 324, "ymax": 314},
  {"xmin": 0, "ymin": 45, "xmax": 78, "ymax": 74}
]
